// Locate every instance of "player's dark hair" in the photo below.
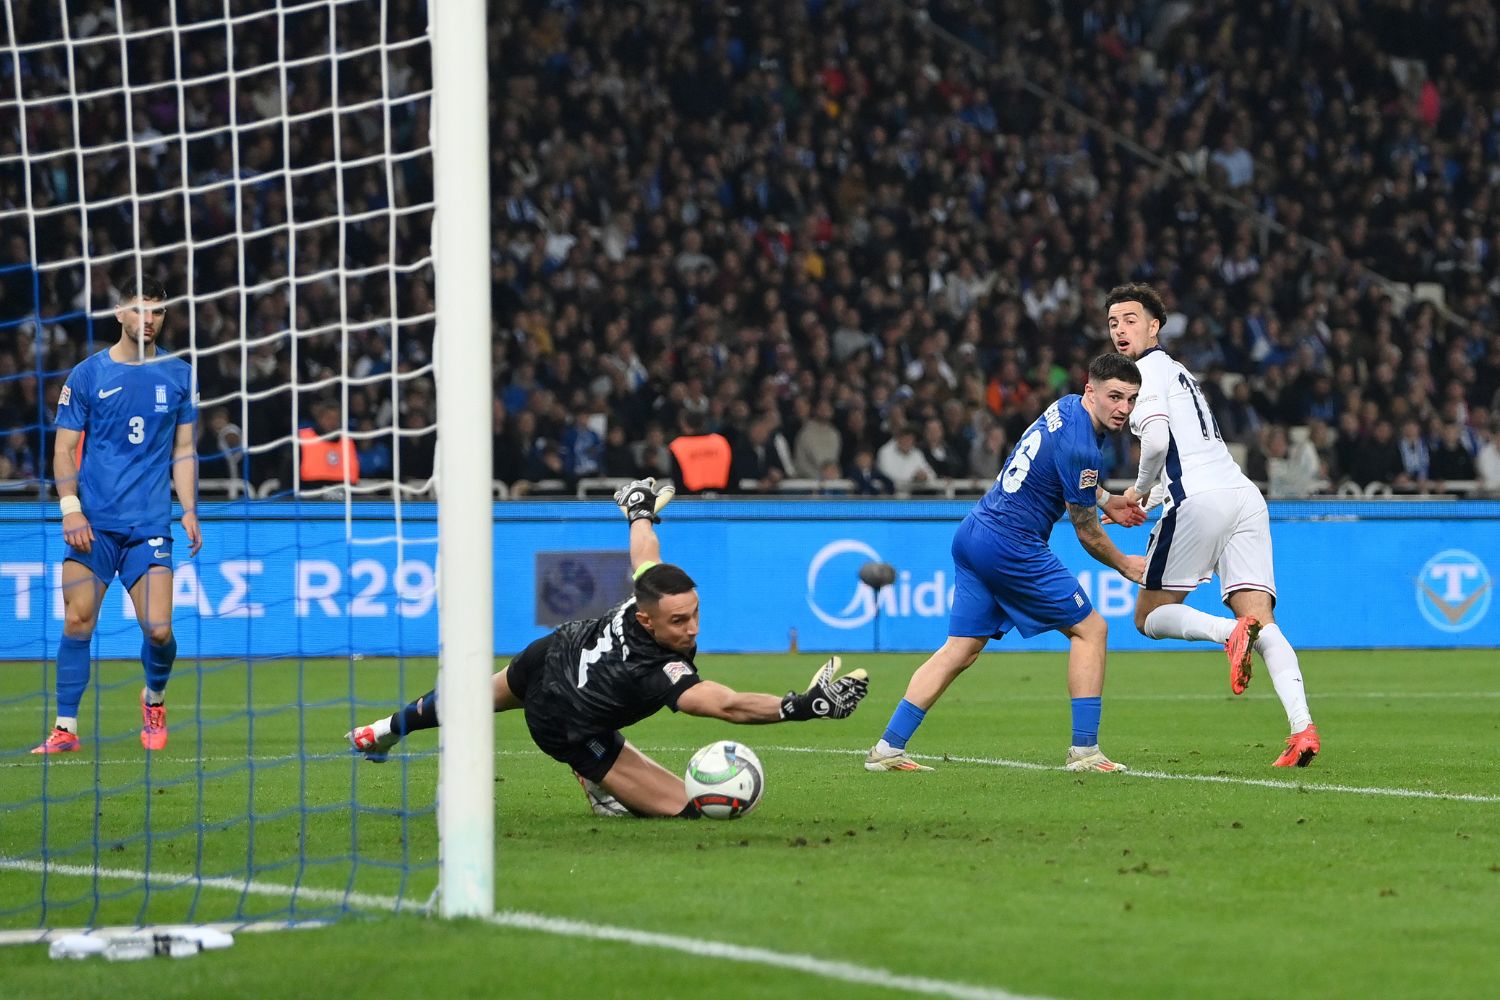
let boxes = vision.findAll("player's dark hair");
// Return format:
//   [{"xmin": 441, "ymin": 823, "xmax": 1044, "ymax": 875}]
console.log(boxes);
[
  {"xmin": 1087, "ymin": 352, "xmax": 1142, "ymax": 387},
  {"xmin": 634, "ymin": 563, "xmax": 696, "ymax": 607},
  {"xmin": 120, "ymin": 275, "xmax": 168, "ymax": 301},
  {"xmin": 1104, "ymin": 282, "xmax": 1166, "ymax": 326}
]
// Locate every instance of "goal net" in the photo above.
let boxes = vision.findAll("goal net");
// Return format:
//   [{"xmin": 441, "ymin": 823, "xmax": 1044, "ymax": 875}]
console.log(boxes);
[{"xmin": 0, "ymin": 0, "xmax": 493, "ymax": 935}]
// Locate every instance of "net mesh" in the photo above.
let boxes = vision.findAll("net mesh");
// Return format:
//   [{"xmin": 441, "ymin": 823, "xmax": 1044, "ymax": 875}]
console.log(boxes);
[{"xmin": 1, "ymin": 0, "xmax": 442, "ymax": 929}]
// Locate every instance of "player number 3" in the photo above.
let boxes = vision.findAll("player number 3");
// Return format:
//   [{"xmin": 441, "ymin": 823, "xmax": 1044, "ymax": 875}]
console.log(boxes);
[
  {"xmin": 1000, "ymin": 429, "xmax": 1043, "ymax": 493},
  {"xmin": 128, "ymin": 415, "xmax": 145, "ymax": 444}
]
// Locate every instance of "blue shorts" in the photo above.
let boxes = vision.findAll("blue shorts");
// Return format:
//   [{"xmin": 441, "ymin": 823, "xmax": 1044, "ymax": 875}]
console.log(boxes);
[
  {"xmin": 67, "ymin": 526, "xmax": 173, "ymax": 589},
  {"xmin": 948, "ymin": 514, "xmax": 1093, "ymax": 640}
]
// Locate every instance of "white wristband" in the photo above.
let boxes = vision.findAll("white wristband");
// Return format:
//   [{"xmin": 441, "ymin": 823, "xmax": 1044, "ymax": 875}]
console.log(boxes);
[
  {"xmin": 1095, "ymin": 490, "xmax": 1112, "ymax": 509},
  {"xmin": 59, "ymin": 496, "xmax": 83, "ymax": 518}
]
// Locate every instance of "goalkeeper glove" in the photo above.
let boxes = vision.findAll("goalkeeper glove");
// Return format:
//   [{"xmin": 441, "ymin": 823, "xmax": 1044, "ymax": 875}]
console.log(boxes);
[
  {"xmin": 779, "ymin": 656, "xmax": 869, "ymax": 721},
  {"xmin": 614, "ymin": 477, "xmax": 675, "ymax": 523}
]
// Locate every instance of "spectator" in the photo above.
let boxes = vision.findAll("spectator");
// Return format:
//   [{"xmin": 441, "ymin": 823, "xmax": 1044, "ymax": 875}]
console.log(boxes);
[
  {"xmin": 729, "ymin": 416, "xmax": 787, "ymax": 493},
  {"xmin": 356, "ymin": 417, "xmax": 393, "ymax": 480},
  {"xmin": 846, "ymin": 449, "xmax": 894, "ymax": 496},
  {"xmin": 1261, "ymin": 426, "xmax": 1321, "ymax": 499},
  {"xmin": 793, "ymin": 400, "xmax": 841, "ymax": 480},
  {"xmin": 1395, "ymin": 419, "xmax": 1431, "ymax": 491},
  {"xmin": 1346, "ymin": 420, "xmax": 1404, "ymax": 490},
  {"xmin": 631, "ymin": 423, "xmax": 676, "ymax": 481},
  {"xmin": 920, "ymin": 418, "xmax": 965, "ymax": 479},
  {"xmin": 1, "ymin": 429, "xmax": 38, "ymax": 481},
  {"xmin": 560, "ymin": 411, "xmax": 604, "ymax": 479},
  {"xmin": 1477, "ymin": 420, "xmax": 1500, "ymax": 494},
  {"xmin": 876, "ymin": 426, "xmax": 935, "ymax": 490},
  {"xmin": 968, "ymin": 423, "xmax": 1009, "ymax": 481},
  {"xmin": 602, "ymin": 424, "xmax": 637, "ymax": 478},
  {"xmin": 1428, "ymin": 422, "xmax": 1477, "ymax": 486}
]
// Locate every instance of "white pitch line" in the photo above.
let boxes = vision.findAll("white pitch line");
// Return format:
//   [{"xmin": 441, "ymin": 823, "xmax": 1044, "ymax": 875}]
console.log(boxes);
[
  {"xmin": 0, "ymin": 858, "xmax": 1049, "ymax": 1000},
  {"xmin": 752, "ymin": 746, "xmax": 1500, "ymax": 804}
]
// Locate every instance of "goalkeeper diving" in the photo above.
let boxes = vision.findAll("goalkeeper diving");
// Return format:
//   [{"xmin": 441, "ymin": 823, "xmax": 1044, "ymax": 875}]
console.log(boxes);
[{"xmin": 348, "ymin": 478, "xmax": 870, "ymax": 818}]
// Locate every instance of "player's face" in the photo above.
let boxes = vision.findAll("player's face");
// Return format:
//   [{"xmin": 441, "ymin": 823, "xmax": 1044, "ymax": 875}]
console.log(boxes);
[
  {"xmin": 1087, "ymin": 378, "xmax": 1139, "ymax": 431},
  {"xmin": 638, "ymin": 590, "xmax": 700, "ymax": 653},
  {"xmin": 116, "ymin": 297, "xmax": 167, "ymax": 350},
  {"xmin": 1106, "ymin": 301, "xmax": 1158, "ymax": 359}
]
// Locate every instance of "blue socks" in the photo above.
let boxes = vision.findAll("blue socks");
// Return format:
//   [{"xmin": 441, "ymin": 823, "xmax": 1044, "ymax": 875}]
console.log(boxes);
[
  {"xmin": 142, "ymin": 635, "xmax": 177, "ymax": 694},
  {"xmin": 393, "ymin": 690, "xmax": 440, "ymax": 735},
  {"xmin": 880, "ymin": 699, "xmax": 927, "ymax": 750},
  {"xmin": 1070, "ymin": 696, "xmax": 1102, "ymax": 747},
  {"xmin": 56, "ymin": 635, "xmax": 92, "ymax": 720}
]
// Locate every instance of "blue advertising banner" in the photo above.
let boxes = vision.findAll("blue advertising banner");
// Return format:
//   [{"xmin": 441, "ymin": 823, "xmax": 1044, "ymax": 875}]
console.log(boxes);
[{"xmin": 0, "ymin": 500, "xmax": 1495, "ymax": 658}]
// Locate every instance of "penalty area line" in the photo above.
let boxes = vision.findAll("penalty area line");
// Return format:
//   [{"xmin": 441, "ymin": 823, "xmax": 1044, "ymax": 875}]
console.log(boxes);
[{"xmin": 0, "ymin": 858, "xmax": 1051, "ymax": 1000}]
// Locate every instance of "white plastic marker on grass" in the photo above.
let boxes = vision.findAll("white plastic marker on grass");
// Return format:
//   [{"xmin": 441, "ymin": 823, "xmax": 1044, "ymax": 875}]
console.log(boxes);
[{"xmin": 49, "ymin": 926, "xmax": 234, "ymax": 961}]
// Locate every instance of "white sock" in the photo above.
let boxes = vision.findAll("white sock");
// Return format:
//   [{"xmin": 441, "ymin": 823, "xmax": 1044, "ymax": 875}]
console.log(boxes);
[
  {"xmin": 1143, "ymin": 604, "xmax": 1235, "ymax": 644},
  {"xmin": 55, "ymin": 716, "xmax": 77, "ymax": 733},
  {"xmin": 874, "ymin": 738, "xmax": 896, "ymax": 756},
  {"xmin": 1255, "ymin": 623, "xmax": 1313, "ymax": 732},
  {"xmin": 374, "ymin": 715, "xmax": 394, "ymax": 740},
  {"xmin": 144, "ymin": 688, "xmax": 165, "ymax": 706}
]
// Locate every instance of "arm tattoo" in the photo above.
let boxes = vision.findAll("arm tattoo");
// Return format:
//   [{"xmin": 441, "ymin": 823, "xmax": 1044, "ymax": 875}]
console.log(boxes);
[{"xmin": 1067, "ymin": 502, "xmax": 1116, "ymax": 565}]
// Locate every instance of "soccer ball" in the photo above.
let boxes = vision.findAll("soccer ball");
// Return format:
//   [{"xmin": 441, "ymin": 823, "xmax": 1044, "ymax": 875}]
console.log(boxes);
[{"xmin": 684, "ymin": 740, "xmax": 765, "ymax": 819}]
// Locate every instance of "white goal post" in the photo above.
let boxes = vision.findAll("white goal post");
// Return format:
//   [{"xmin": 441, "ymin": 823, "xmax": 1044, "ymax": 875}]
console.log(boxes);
[{"xmin": 431, "ymin": 0, "xmax": 494, "ymax": 919}]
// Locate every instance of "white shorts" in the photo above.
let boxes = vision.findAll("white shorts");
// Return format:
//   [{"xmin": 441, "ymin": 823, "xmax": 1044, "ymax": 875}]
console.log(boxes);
[{"xmin": 1143, "ymin": 484, "xmax": 1277, "ymax": 604}]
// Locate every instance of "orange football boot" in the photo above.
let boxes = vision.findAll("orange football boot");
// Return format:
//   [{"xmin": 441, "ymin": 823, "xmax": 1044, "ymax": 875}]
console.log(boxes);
[
  {"xmin": 1272, "ymin": 724, "xmax": 1320, "ymax": 767},
  {"xmin": 1225, "ymin": 615, "xmax": 1261, "ymax": 695}
]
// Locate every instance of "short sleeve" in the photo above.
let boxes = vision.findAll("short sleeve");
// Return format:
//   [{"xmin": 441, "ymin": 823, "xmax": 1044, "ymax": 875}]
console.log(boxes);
[
  {"xmin": 55, "ymin": 365, "xmax": 89, "ymax": 431},
  {"xmin": 657, "ymin": 658, "xmax": 702, "ymax": 712},
  {"xmin": 176, "ymin": 365, "xmax": 198, "ymax": 425},
  {"xmin": 1054, "ymin": 432, "xmax": 1101, "ymax": 507}
]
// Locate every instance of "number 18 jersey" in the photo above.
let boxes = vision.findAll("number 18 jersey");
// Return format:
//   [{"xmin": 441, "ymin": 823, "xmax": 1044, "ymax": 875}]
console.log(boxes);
[
  {"xmin": 1128, "ymin": 347, "xmax": 1250, "ymax": 509},
  {"xmin": 56, "ymin": 349, "xmax": 196, "ymax": 534}
]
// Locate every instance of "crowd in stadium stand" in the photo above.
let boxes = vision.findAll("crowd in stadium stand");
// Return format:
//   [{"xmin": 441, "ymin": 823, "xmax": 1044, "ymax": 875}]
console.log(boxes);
[{"xmin": 5, "ymin": 0, "xmax": 1500, "ymax": 499}]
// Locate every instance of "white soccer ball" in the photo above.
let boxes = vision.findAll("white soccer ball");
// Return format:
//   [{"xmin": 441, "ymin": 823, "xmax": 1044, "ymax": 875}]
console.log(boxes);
[{"xmin": 684, "ymin": 740, "xmax": 765, "ymax": 819}]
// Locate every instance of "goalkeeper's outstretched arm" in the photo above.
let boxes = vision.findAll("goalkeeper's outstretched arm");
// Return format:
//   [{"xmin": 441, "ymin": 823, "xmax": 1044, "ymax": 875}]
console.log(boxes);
[
  {"xmin": 676, "ymin": 657, "xmax": 870, "ymax": 724},
  {"xmin": 629, "ymin": 518, "xmax": 662, "ymax": 574},
  {"xmin": 615, "ymin": 477, "xmax": 675, "ymax": 572}
]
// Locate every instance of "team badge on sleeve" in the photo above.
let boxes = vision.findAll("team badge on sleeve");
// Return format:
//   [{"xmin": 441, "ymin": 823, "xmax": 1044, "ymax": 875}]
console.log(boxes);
[
  {"xmin": 1079, "ymin": 469, "xmax": 1099, "ymax": 489},
  {"xmin": 662, "ymin": 661, "xmax": 694, "ymax": 683},
  {"xmin": 59, "ymin": 385, "xmax": 71, "ymax": 406}
]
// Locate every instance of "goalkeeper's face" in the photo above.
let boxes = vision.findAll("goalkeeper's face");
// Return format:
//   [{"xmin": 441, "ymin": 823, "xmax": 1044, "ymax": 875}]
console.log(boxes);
[
  {"xmin": 636, "ymin": 590, "xmax": 700, "ymax": 654},
  {"xmin": 116, "ymin": 296, "xmax": 167, "ymax": 351}
]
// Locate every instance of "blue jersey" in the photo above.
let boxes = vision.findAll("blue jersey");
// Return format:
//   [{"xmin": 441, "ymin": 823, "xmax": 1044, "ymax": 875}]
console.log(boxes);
[
  {"xmin": 56, "ymin": 349, "xmax": 196, "ymax": 534},
  {"xmin": 972, "ymin": 395, "xmax": 1104, "ymax": 542}
]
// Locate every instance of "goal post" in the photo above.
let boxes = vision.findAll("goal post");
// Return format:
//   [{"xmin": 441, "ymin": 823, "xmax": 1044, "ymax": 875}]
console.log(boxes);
[{"xmin": 430, "ymin": 0, "xmax": 493, "ymax": 919}]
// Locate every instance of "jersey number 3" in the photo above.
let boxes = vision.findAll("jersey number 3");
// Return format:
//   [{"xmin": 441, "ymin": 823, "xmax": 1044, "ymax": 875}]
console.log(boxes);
[
  {"xmin": 128, "ymin": 415, "xmax": 146, "ymax": 444},
  {"xmin": 1000, "ymin": 429, "xmax": 1044, "ymax": 493}
]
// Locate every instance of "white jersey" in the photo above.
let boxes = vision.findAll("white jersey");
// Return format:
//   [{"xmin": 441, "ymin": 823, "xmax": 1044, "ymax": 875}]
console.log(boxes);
[{"xmin": 1129, "ymin": 347, "xmax": 1251, "ymax": 509}]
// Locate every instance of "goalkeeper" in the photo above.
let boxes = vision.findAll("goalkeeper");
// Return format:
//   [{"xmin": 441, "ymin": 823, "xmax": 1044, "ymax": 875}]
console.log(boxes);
[{"xmin": 347, "ymin": 478, "xmax": 870, "ymax": 818}]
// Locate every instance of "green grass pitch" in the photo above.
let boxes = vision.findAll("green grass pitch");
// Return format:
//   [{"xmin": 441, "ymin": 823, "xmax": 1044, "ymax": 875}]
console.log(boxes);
[{"xmin": 2, "ymin": 648, "xmax": 1498, "ymax": 999}]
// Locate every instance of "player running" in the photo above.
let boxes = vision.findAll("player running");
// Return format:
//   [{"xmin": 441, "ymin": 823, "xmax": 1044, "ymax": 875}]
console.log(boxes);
[
  {"xmin": 866, "ymin": 353, "xmax": 1150, "ymax": 774},
  {"xmin": 347, "ymin": 478, "xmax": 871, "ymax": 818},
  {"xmin": 1105, "ymin": 283, "xmax": 1319, "ymax": 767},
  {"xmin": 33, "ymin": 276, "xmax": 201, "ymax": 754}
]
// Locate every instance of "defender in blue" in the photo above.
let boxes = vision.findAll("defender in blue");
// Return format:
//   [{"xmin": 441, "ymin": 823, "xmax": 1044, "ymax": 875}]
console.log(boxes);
[
  {"xmin": 866, "ymin": 353, "xmax": 1149, "ymax": 773},
  {"xmin": 33, "ymin": 277, "xmax": 201, "ymax": 755}
]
